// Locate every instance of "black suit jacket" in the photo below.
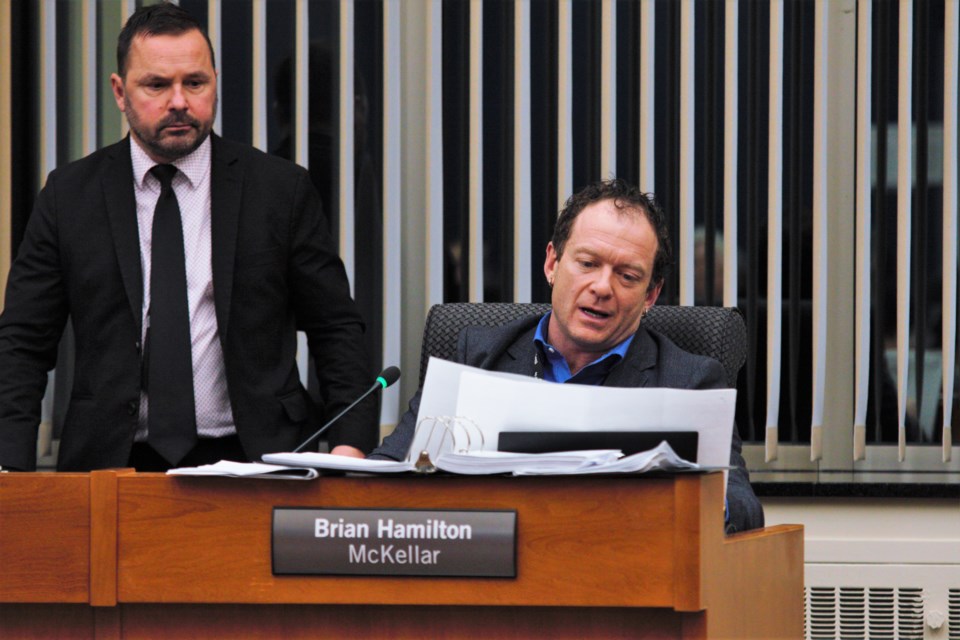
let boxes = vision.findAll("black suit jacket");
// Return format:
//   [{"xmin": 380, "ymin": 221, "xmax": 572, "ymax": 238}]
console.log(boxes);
[
  {"xmin": 371, "ymin": 315, "xmax": 765, "ymax": 533},
  {"xmin": 0, "ymin": 135, "xmax": 377, "ymax": 471}
]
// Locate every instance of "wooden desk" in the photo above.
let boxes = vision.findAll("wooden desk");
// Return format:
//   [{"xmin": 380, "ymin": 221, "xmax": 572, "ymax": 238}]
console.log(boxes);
[{"xmin": 1, "ymin": 470, "xmax": 802, "ymax": 639}]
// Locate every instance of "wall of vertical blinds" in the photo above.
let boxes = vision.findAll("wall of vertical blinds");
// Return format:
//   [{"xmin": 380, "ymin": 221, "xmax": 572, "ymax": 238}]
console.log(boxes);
[{"xmin": 1, "ymin": 0, "xmax": 958, "ymax": 479}]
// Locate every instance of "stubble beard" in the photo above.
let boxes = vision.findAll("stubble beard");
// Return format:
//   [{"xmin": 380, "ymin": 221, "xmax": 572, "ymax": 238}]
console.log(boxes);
[{"xmin": 125, "ymin": 93, "xmax": 216, "ymax": 163}]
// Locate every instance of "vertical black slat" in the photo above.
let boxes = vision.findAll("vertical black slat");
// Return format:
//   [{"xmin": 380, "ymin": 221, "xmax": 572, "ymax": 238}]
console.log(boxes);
[
  {"xmin": 911, "ymin": 0, "xmax": 930, "ymax": 442},
  {"xmin": 911, "ymin": 0, "xmax": 946, "ymax": 443},
  {"xmin": 750, "ymin": 0, "xmax": 769, "ymax": 443},
  {"xmin": 95, "ymin": 2, "xmax": 109, "ymax": 150},
  {"xmin": 482, "ymin": 0, "xmax": 514, "ymax": 303},
  {"xmin": 955, "ymin": 227, "xmax": 960, "ymax": 446},
  {"xmin": 800, "ymin": 0, "xmax": 815, "ymax": 442},
  {"xmin": 442, "ymin": 0, "xmax": 470, "ymax": 303},
  {"xmin": 55, "ymin": 0, "xmax": 72, "ymax": 166},
  {"xmin": 868, "ymin": 0, "xmax": 899, "ymax": 443},
  {"xmin": 53, "ymin": 0, "xmax": 84, "ymax": 443},
  {"xmin": 571, "ymin": 0, "xmax": 601, "ymax": 191},
  {"xmin": 654, "ymin": 0, "xmax": 680, "ymax": 306},
  {"xmin": 530, "ymin": 0, "xmax": 558, "ymax": 304},
  {"xmin": 353, "ymin": 0, "xmax": 384, "ymax": 375},
  {"xmin": 708, "ymin": 0, "xmax": 724, "ymax": 308},
  {"xmin": 869, "ymin": 0, "xmax": 887, "ymax": 443},
  {"xmin": 221, "ymin": 0, "xmax": 253, "ymax": 147},
  {"xmin": 10, "ymin": 0, "xmax": 38, "ymax": 256},
  {"xmin": 867, "ymin": 3, "xmax": 896, "ymax": 443},
  {"xmin": 694, "ymin": 0, "xmax": 724, "ymax": 308},
  {"xmin": 616, "ymin": 0, "xmax": 641, "ymax": 186},
  {"xmin": 783, "ymin": 0, "xmax": 800, "ymax": 442},
  {"xmin": 179, "ymin": 0, "xmax": 208, "ymax": 34},
  {"xmin": 738, "ymin": 0, "xmax": 758, "ymax": 441},
  {"xmin": 867, "ymin": 0, "xmax": 885, "ymax": 443},
  {"xmin": 306, "ymin": 0, "xmax": 340, "ymax": 240},
  {"xmin": 265, "ymin": 0, "xmax": 296, "ymax": 158},
  {"xmin": 781, "ymin": 0, "xmax": 815, "ymax": 443},
  {"xmin": 302, "ymin": 1, "xmax": 343, "ymax": 416},
  {"xmin": 736, "ymin": 0, "xmax": 770, "ymax": 442},
  {"xmin": 926, "ymin": 0, "xmax": 947, "ymax": 443}
]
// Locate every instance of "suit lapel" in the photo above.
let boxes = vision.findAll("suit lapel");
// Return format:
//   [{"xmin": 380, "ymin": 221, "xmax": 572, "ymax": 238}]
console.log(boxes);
[
  {"xmin": 497, "ymin": 325, "xmax": 540, "ymax": 376},
  {"xmin": 209, "ymin": 135, "xmax": 242, "ymax": 338},
  {"xmin": 102, "ymin": 137, "xmax": 143, "ymax": 335},
  {"xmin": 604, "ymin": 326, "xmax": 656, "ymax": 388}
]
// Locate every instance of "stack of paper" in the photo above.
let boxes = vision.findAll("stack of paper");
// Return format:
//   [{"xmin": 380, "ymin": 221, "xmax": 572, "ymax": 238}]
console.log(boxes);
[
  {"xmin": 408, "ymin": 358, "xmax": 737, "ymax": 470},
  {"xmin": 261, "ymin": 443, "xmax": 700, "ymax": 477},
  {"xmin": 261, "ymin": 452, "xmax": 415, "ymax": 473},
  {"xmin": 511, "ymin": 441, "xmax": 700, "ymax": 475},
  {"xmin": 433, "ymin": 449, "xmax": 622, "ymax": 475},
  {"xmin": 166, "ymin": 460, "xmax": 320, "ymax": 480}
]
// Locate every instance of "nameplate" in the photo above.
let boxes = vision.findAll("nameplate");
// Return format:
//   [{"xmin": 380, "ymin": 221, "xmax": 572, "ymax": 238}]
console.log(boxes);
[{"xmin": 272, "ymin": 507, "xmax": 516, "ymax": 577}]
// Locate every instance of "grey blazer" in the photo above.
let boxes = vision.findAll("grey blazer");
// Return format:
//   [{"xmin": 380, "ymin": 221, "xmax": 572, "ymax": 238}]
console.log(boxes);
[{"xmin": 371, "ymin": 314, "xmax": 765, "ymax": 533}]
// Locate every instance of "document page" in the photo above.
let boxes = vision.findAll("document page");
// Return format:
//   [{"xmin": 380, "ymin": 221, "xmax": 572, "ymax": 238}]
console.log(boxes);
[
  {"xmin": 453, "ymin": 369, "xmax": 737, "ymax": 469},
  {"xmin": 407, "ymin": 358, "xmax": 543, "ymax": 462},
  {"xmin": 261, "ymin": 452, "xmax": 415, "ymax": 473},
  {"xmin": 166, "ymin": 460, "xmax": 320, "ymax": 480}
]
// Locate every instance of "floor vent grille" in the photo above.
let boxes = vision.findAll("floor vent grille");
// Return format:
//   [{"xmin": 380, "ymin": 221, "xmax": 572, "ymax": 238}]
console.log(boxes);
[
  {"xmin": 806, "ymin": 586, "xmax": 926, "ymax": 640},
  {"xmin": 949, "ymin": 588, "xmax": 960, "ymax": 640}
]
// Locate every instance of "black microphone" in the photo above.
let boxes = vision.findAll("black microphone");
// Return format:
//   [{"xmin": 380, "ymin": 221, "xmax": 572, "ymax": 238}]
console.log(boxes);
[{"xmin": 290, "ymin": 366, "xmax": 401, "ymax": 453}]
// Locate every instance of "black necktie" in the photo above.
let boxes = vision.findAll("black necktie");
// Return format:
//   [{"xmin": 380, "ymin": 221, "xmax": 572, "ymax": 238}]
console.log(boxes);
[{"xmin": 147, "ymin": 164, "xmax": 197, "ymax": 464}]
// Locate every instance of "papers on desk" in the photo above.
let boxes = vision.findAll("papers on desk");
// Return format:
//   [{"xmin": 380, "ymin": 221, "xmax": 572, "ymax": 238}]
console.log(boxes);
[
  {"xmin": 166, "ymin": 460, "xmax": 319, "ymax": 480},
  {"xmin": 435, "ymin": 441, "xmax": 702, "ymax": 475},
  {"xmin": 258, "ymin": 358, "xmax": 736, "ymax": 478},
  {"xmin": 510, "ymin": 441, "xmax": 701, "ymax": 475},
  {"xmin": 410, "ymin": 358, "xmax": 736, "ymax": 470},
  {"xmin": 263, "ymin": 442, "xmax": 698, "ymax": 476},
  {"xmin": 262, "ymin": 452, "xmax": 415, "ymax": 473},
  {"xmin": 435, "ymin": 449, "xmax": 621, "ymax": 475}
]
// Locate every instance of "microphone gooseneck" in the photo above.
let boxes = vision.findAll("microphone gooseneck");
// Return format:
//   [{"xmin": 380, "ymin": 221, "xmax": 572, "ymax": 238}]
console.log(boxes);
[{"xmin": 289, "ymin": 367, "xmax": 401, "ymax": 454}]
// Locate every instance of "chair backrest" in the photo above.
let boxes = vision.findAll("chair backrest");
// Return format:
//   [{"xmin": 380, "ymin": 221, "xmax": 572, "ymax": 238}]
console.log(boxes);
[{"xmin": 419, "ymin": 302, "xmax": 747, "ymax": 387}]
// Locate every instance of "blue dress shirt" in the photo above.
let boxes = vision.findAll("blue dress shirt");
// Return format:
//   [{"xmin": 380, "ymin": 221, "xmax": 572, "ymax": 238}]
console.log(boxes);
[{"xmin": 532, "ymin": 313, "xmax": 634, "ymax": 384}]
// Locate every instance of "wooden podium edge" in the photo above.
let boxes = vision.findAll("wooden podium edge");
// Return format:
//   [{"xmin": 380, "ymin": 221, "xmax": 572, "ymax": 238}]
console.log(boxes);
[
  {"xmin": 673, "ymin": 473, "xmax": 706, "ymax": 612},
  {"xmin": 704, "ymin": 524, "xmax": 805, "ymax": 639},
  {"xmin": 90, "ymin": 469, "xmax": 135, "ymax": 607}
]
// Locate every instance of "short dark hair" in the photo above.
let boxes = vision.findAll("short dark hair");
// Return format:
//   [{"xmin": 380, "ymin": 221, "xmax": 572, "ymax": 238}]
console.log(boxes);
[
  {"xmin": 551, "ymin": 178, "xmax": 673, "ymax": 290},
  {"xmin": 117, "ymin": 2, "xmax": 216, "ymax": 78}
]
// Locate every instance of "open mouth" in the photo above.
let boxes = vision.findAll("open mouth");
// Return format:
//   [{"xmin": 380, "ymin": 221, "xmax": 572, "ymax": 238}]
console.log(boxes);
[{"xmin": 580, "ymin": 307, "xmax": 612, "ymax": 319}]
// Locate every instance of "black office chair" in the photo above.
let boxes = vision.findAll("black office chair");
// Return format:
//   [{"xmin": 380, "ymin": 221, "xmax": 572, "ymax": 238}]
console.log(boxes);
[{"xmin": 418, "ymin": 302, "xmax": 747, "ymax": 387}]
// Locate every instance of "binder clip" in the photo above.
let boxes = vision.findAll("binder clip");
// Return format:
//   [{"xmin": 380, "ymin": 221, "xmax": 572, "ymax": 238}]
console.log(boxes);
[{"xmin": 414, "ymin": 450, "xmax": 436, "ymax": 474}]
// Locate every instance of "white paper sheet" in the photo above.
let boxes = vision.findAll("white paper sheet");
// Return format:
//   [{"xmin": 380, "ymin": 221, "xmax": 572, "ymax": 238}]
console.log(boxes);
[
  {"xmin": 451, "ymin": 369, "xmax": 737, "ymax": 469},
  {"xmin": 261, "ymin": 452, "xmax": 416, "ymax": 472},
  {"xmin": 433, "ymin": 448, "xmax": 623, "ymax": 475},
  {"xmin": 166, "ymin": 460, "xmax": 319, "ymax": 480},
  {"xmin": 406, "ymin": 358, "xmax": 544, "ymax": 462}
]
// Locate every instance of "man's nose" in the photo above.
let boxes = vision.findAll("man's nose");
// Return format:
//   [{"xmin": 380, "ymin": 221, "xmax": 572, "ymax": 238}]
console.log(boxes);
[
  {"xmin": 169, "ymin": 84, "xmax": 188, "ymax": 109},
  {"xmin": 590, "ymin": 268, "xmax": 614, "ymax": 297}
]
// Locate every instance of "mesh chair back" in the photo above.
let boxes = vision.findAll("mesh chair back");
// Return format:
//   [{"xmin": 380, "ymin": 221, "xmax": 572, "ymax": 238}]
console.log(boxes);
[{"xmin": 419, "ymin": 303, "xmax": 746, "ymax": 387}]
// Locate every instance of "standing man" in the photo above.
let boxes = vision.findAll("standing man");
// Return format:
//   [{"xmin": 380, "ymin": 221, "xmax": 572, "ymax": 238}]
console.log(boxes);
[
  {"xmin": 371, "ymin": 179, "xmax": 764, "ymax": 533},
  {"xmin": 0, "ymin": 2, "xmax": 375, "ymax": 471}
]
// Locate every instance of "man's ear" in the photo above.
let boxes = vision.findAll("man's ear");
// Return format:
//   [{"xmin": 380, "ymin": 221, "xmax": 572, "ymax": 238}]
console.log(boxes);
[
  {"xmin": 644, "ymin": 280, "xmax": 663, "ymax": 311},
  {"xmin": 110, "ymin": 74, "xmax": 126, "ymax": 113},
  {"xmin": 543, "ymin": 242, "xmax": 558, "ymax": 285}
]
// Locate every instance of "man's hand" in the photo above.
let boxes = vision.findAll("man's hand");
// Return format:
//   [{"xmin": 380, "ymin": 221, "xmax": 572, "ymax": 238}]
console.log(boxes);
[{"xmin": 329, "ymin": 445, "xmax": 365, "ymax": 459}]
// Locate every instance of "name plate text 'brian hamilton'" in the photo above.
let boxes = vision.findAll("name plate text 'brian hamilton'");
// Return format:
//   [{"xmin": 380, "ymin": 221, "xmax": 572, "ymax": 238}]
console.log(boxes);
[{"xmin": 272, "ymin": 508, "xmax": 516, "ymax": 577}]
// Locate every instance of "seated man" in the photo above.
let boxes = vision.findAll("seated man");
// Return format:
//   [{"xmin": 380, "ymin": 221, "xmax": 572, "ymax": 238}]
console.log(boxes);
[{"xmin": 371, "ymin": 178, "xmax": 764, "ymax": 533}]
